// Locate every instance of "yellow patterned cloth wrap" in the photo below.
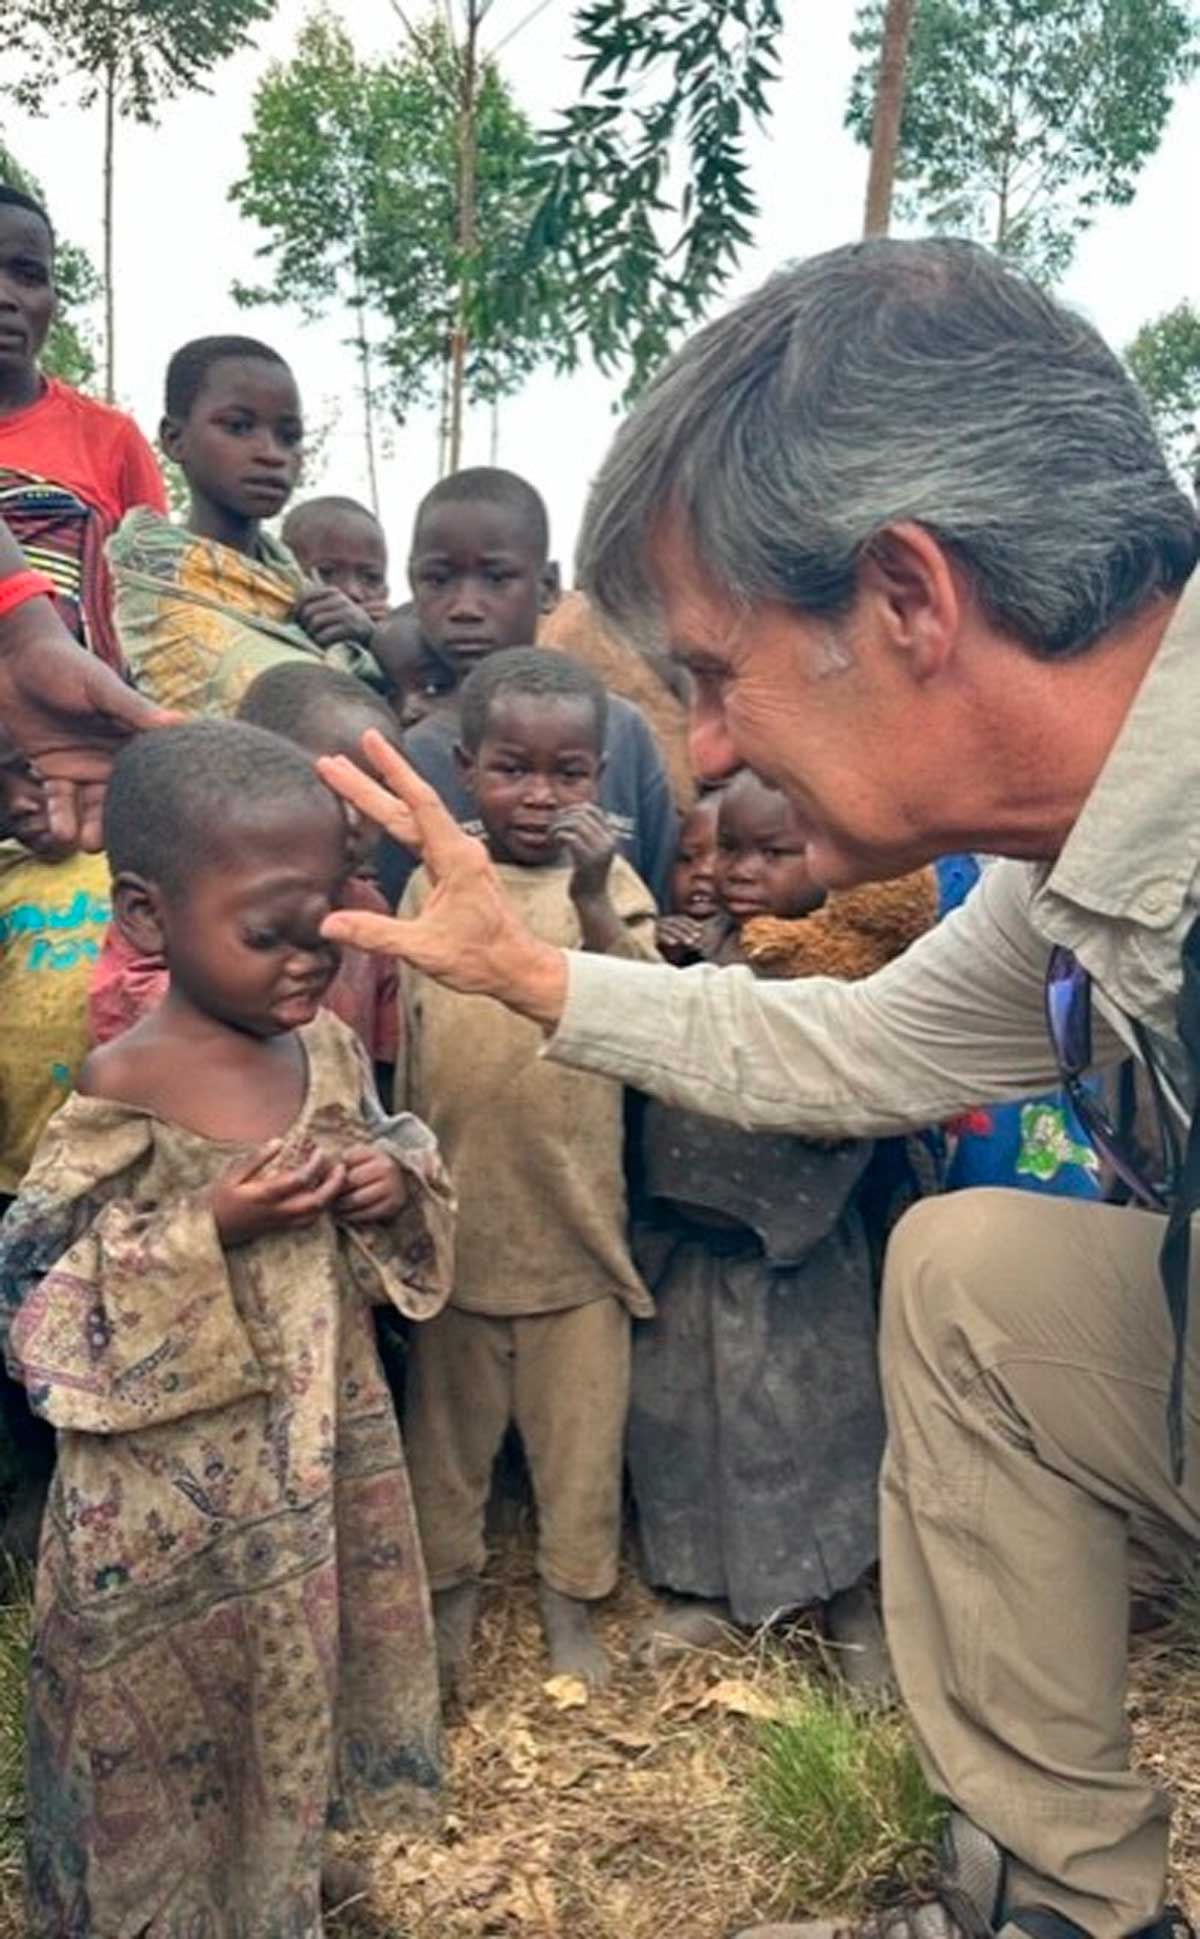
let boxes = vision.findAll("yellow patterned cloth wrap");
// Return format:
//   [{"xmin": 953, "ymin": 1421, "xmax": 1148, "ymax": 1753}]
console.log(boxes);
[{"xmin": 108, "ymin": 505, "xmax": 379, "ymax": 717}]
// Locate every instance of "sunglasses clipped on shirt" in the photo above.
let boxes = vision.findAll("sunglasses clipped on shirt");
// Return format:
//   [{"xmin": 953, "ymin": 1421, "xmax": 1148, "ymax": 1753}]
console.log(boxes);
[{"xmin": 1044, "ymin": 933, "xmax": 1200, "ymax": 1480}]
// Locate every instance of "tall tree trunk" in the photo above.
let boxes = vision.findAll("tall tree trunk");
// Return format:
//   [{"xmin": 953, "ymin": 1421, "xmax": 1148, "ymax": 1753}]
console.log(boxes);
[
  {"xmin": 352, "ymin": 262, "xmax": 381, "ymax": 516},
  {"xmin": 437, "ymin": 334, "xmax": 452, "ymax": 477},
  {"xmin": 862, "ymin": 0, "xmax": 917, "ymax": 238},
  {"xmin": 102, "ymin": 61, "xmax": 117, "ymax": 402},
  {"xmin": 447, "ymin": 0, "xmax": 480, "ymax": 473},
  {"xmin": 489, "ymin": 396, "xmax": 500, "ymax": 465}
]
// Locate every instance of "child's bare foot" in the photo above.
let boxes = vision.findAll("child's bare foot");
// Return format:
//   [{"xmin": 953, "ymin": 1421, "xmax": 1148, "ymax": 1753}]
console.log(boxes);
[
  {"xmin": 825, "ymin": 1580, "xmax": 896, "ymax": 1700},
  {"xmin": 632, "ymin": 1595, "xmax": 733, "ymax": 1668},
  {"xmin": 432, "ymin": 1579, "xmax": 482, "ymax": 1706},
  {"xmin": 538, "ymin": 1583, "xmax": 610, "ymax": 1690},
  {"xmin": 321, "ymin": 1849, "xmax": 372, "ymax": 1913}
]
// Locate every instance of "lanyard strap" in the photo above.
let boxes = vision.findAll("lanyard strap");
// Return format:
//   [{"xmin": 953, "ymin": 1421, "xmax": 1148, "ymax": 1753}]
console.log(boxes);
[{"xmin": 1158, "ymin": 917, "xmax": 1200, "ymax": 1481}]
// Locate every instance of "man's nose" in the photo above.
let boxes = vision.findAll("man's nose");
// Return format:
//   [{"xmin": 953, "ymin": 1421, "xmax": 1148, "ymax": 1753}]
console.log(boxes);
[{"xmin": 689, "ymin": 704, "xmax": 741, "ymax": 786}]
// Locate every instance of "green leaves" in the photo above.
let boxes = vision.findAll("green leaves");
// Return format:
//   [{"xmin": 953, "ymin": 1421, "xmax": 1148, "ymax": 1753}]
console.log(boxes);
[
  {"xmin": 1126, "ymin": 301, "xmax": 1200, "ymax": 478},
  {"xmin": 846, "ymin": 0, "xmax": 1199, "ymax": 282},
  {"xmin": 230, "ymin": 11, "xmax": 551, "ymax": 428},
  {"xmin": 0, "ymin": 0, "xmax": 276, "ymax": 122},
  {"xmin": 512, "ymin": 0, "xmax": 784, "ymax": 398}
]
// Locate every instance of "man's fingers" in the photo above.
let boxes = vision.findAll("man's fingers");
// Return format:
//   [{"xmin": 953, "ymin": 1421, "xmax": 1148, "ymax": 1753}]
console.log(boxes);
[
  {"xmin": 358, "ymin": 730, "xmax": 491, "ymax": 879},
  {"xmin": 322, "ymin": 906, "xmax": 416, "ymax": 959},
  {"xmin": 317, "ymin": 754, "xmax": 422, "ymax": 850}
]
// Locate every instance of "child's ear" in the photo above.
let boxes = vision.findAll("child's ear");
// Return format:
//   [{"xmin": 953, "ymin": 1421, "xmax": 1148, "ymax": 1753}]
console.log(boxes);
[
  {"xmin": 113, "ymin": 872, "xmax": 166, "ymax": 958},
  {"xmin": 538, "ymin": 562, "xmax": 561, "ymax": 614},
  {"xmin": 159, "ymin": 414, "xmax": 183, "ymax": 463}
]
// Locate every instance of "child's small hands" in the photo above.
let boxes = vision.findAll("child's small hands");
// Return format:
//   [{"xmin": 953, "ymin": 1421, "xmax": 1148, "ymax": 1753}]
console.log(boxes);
[
  {"xmin": 553, "ymin": 804, "xmax": 616, "ymax": 900},
  {"xmin": 656, "ymin": 915, "xmax": 706, "ymax": 965},
  {"xmin": 334, "ymin": 1144, "xmax": 407, "ymax": 1225},
  {"xmin": 294, "ymin": 583, "xmax": 377, "ymax": 650},
  {"xmin": 211, "ymin": 1141, "xmax": 347, "ymax": 1248}
]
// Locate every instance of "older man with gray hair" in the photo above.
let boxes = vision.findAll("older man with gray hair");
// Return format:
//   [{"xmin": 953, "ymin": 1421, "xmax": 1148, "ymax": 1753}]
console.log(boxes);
[{"xmin": 322, "ymin": 237, "xmax": 1200, "ymax": 1939}]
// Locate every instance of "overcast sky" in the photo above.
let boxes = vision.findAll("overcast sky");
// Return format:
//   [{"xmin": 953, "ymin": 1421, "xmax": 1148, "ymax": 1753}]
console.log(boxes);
[{"xmin": 6, "ymin": 0, "xmax": 1199, "ymax": 584}]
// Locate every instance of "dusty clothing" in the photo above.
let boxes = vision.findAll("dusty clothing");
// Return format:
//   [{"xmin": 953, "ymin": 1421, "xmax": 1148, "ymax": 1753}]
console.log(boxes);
[
  {"xmin": 0, "ymin": 846, "xmax": 111, "ymax": 1194},
  {"xmin": 109, "ymin": 507, "xmax": 379, "ymax": 718},
  {"xmin": 630, "ymin": 1104, "xmax": 881, "ymax": 1624},
  {"xmin": 0, "ymin": 1012, "xmax": 454, "ymax": 1939},
  {"xmin": 89, "ymin": 876, "xmax": 400, "ymax": 1067},
  {"xmin": 400, "ymin": 857, "xmax": 655, "ymax": 1598},
  {"xmin": 538, "ymin": 590, "xmax": 694, "ymax": 812},
  {"xmin": 380, "ymin": 699, "xmax": 678, "ymax": 910},
  {"xmin": 543, "ymin": 579, "xmax": 1200, "ymax": 1933},
  {"xmin": 399, "ymin": 858, "xmax": 658, "ymax": 1319},
  {"xmin": 406, "ymin": 1300, "xmax": 631, "ymax": 1598}
]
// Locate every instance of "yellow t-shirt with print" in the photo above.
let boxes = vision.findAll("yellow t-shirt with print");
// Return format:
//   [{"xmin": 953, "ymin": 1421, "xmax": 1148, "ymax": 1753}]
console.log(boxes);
[{"xmin": 0, "ymin": 844, "xmax": 110, "ymax": 1194}]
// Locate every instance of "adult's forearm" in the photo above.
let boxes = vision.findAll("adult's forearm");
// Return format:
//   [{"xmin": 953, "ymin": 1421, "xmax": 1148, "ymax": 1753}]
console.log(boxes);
[{"xmin": 545, "ymin": 864, "xmax": 1093, "ymax": 1137}]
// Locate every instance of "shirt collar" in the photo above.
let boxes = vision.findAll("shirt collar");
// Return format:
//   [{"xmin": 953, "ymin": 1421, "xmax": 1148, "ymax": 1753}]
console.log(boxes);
[{"xmin": 1039, "ymin": 573, "xmax": 1200, "ymax": 933}]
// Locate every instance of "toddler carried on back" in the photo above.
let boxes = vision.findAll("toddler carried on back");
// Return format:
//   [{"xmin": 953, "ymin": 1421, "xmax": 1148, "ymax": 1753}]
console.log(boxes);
[{"xmin": 109, "ymin": 335, "xmax": 392, "ymax": 715}]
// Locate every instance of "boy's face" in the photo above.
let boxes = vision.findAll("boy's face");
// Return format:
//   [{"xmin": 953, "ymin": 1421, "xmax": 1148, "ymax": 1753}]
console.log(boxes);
[
  {"xmin": 715, "ymin": 773, "xmax": 825, "ymax": 925},
  {"xmin": 459, "ymin": 692, "xmax": 604, "ymax": 868},
  {"xmin": 670, "ymin": 795, "xmax": 720, "ymax": 919},
  {"xmin": 409, "ymin": 501, "xmax": 554, "ymax": 681},
  {"xmin": 133, "ymin": 798, "xmax": 348, "ymax": 1038},
  {"xmin": 161, "ymin": 356, "xmax": 303, "ymax": 525},
  {"xmin": 0, "ymin": 206, "xmax": 55, "ymax": 382},
  {"xmin": 288, "ymin": 508, "xmax": 390, "ymax": 618}
]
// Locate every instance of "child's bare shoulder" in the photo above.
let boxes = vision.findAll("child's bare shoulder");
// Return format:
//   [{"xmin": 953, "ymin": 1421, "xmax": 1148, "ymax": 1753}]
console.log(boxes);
[{"xmin": 77, "ymin": 1019, "xmax": 167, "ymax": 1110}]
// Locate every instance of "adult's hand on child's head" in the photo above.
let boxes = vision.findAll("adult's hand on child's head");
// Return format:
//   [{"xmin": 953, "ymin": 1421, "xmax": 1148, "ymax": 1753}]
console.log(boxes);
[
  {"xmin": 319, "ymin": 731, "xmax": 570, "ymax": 1029},
  {"xmin": 211, "ymin": 1142, "xmax": 347, "ymax": 1248},
  {"xmin": 553, "ymin": 803, "xmax": 617, "ymax": 901},
  {"xmin": 294, "ymin": 582, "xmax": 377, "ymax": 650}
]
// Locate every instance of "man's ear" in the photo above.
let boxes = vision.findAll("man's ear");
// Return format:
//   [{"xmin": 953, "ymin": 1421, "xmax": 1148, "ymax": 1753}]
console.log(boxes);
[
  {"xmin": 858, "ymin": 521, "xmax": 963, "ymax": 683},
  {"xmin": 113, "ymin": 872, "xmax": 167, "ymax": 958},
  {"xmin": 159, "ymin": 414, "xmax": 183, "ymax": 464},
  {"xmin": 539, "ymin": 561, "xmax": 562, "ymax": 613}
]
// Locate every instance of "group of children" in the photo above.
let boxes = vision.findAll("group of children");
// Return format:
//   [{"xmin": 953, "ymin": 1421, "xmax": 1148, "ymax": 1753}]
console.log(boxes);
[{"xmin": 0, "ymin": 177, "xmax": 1070, "ymax": 1936}]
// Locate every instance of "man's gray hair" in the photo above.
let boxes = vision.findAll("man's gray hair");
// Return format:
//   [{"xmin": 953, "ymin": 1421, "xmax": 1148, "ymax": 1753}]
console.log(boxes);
[{"xmin": 578, "ymin": 238, "xmax": 1199, "ymax": 660}]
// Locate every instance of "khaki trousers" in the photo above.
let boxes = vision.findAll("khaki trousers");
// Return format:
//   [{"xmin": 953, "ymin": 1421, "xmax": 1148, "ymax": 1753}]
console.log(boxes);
[
  {"xmin": 405, "ymin": 1299, "xmax": 630, "ymax": 1600},
  {"xmin": 881, "ymin": 1189, "xmax": 1200, "ymax": 1939}
]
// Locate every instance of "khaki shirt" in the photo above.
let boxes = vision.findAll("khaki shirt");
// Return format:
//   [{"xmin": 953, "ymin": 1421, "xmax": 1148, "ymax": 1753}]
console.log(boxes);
[{"xmin": 548, "ymin": 576, "xmax": 1200, "ymax": 1137}]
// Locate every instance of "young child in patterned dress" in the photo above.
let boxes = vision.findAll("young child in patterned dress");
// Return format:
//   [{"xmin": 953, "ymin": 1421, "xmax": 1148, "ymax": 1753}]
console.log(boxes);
[{"xmin": 0, "ymin": 719, "xmax": 454, "ymax": 1939}]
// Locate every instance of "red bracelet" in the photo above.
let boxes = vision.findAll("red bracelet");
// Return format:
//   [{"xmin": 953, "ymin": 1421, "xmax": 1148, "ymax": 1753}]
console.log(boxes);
[{"xmin": 0, "ymin": 568, "xmax": 56, "ymax": 621}]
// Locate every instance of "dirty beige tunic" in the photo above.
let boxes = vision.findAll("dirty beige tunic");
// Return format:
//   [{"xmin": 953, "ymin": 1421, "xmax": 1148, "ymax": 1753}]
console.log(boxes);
[
  {"xmin": 0, "ymin": 1012, "xmax": 454, "ymax": 1939},
  {"xmin": 399, "ymin": 858, "xmax": 658, "ymax": 1318}
]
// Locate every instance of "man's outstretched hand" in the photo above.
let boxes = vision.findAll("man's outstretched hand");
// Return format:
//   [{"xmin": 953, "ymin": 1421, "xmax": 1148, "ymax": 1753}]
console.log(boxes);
[
  {"xmin": 0, "ymin": 582, "xmax": 175, "ymax": 850},
  {"xmin": 318, "ymin": 730, "xmax": 569, "ymax": 1029}
]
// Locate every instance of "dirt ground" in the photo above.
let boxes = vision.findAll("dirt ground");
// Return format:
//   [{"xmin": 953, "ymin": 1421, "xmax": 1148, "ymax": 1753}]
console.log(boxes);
[
  {"xmin": 4, "ymin": 1522, "xmax": 1200, "ymax": 1939},
  {"xmin": 334, "ymin": 1524, "xmax": 1200, "ymax": 1939},
  {"xmin": 341, "ymin": 1525, "xmax": 792, "ymax": 1939}
]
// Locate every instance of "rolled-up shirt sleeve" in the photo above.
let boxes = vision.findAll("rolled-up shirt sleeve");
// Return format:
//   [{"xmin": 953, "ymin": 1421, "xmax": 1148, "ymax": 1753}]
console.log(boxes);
[{"xmin": 546, "ymin": 859, "xmax": 1126, "ymax": 1136}]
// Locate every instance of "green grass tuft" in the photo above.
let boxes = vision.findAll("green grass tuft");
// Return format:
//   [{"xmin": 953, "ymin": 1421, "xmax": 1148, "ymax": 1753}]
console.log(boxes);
[{"xmin": 749, "ymin": 1676, "xmax": 946, "ymax": 1914}]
